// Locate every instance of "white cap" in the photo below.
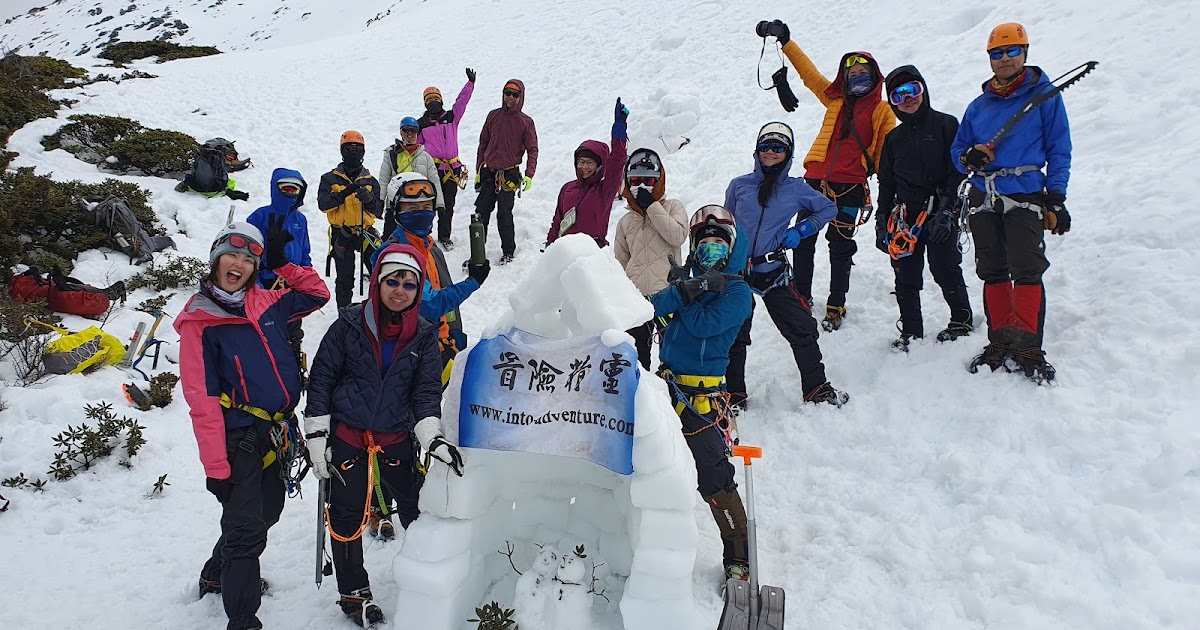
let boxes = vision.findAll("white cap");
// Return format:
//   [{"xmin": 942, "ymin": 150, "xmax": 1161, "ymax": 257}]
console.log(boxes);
[
  {"xmin": 378, "ymin": 251, "xmax": 421, "ymax": 284},
  {"xmin": 276, "ymin": 176, "xmax": 303, "ymax": 189}
]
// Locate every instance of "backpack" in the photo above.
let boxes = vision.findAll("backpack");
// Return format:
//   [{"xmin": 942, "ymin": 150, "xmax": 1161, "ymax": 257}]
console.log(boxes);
[
  {"xmin": 183, "ymin": 143, "xmax": 231, "ymax": 194},
  {"xmin": 204, "ymin": 137, "xmax": 252, "ymax": 172},
  {"xmin": 9, "ymin": 267, "xmax": 126, "ymax": 318},
  {"xmin": 80, "ymin": 196, "xmax": 176, "ymax": 264}
]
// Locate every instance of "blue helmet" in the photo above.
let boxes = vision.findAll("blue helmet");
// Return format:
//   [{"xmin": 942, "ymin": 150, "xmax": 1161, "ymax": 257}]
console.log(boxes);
[{"xmin": 400, "ymin": 116, "xmax": 420, "ymax": 130}]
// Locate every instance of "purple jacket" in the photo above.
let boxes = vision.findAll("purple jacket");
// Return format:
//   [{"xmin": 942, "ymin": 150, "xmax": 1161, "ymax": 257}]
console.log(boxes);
[
  {"xmin": 547, "ymin": 136, "xmax": 628, "ymax": 247},
  {"xmin": 417, "ymin": 80, "xmax": 474, "ymax": 173}
]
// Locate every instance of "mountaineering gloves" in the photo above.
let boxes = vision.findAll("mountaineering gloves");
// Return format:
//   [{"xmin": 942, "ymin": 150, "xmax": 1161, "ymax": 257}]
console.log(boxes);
[
  {"xmin": 924, "ymin": 210, "xmax": 954, "ymax": 244},
  {"xmin": 415, "ymin": 417, "xmax": 465, "ymax": 477},
  {"xmin": 961, "ymin": 144, "xmax": 995, "ymax": 171},
  {"xmin": 676, "ymin": 268, "xmax": 728, "ymax": 305},
  {"xmin": 355, "ymin": 184, "xmax": 374, "ymax": 205},
  {"xmin": 466, "ymin": 67, "xmax": 477, "ymax": 83},
  {"xmin": 265, "ymin": 215, "xmax": 294, "ymax": 270},
  {"xmin": 875, "ymin": 221, "xmax": 889, "ymax": 253},
  {"xmin": 666, "ymin": 254, "xmax": 689, "ymax": 285},
  {"xmin": 756, "ymin": 19, "xmax": 790, "ymax": 44},
  {"xmin": 780, "ymin": 219, "xmax": 818, "ymax": 249},
  {"xmin": 304, "ymin": 414, "xmax": 332, "ymax": 480},
  {"xmin": 474, "ymin": 171, "xmax": 482, "ymax": 193},
  {"xmin": 522, "ymin": 176, "xmax": 533, "ymax": 192},
  {"xmin": 1043, "ymin": 190, "xmax": 1071, "ymax": 234},
  {"xmin": 206, "ymin": 477, "xmax": 233, "ymax": 503},
  {"xmin": 613, "ymin": 97, "xmax": 629, "ymax": 140},
  {"xmin": 468, "ymin": 260, "xmax": 491, "ymax": 285},
  {"xmin": 634, "ymin": 187, "xmax": 655, "ymax": 210}
]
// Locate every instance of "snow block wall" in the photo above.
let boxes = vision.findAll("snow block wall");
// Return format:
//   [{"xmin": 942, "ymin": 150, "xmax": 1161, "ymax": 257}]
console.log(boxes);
[{"xmin": 392, "ymin": 236, "xmax": 702, "ymax": 629}]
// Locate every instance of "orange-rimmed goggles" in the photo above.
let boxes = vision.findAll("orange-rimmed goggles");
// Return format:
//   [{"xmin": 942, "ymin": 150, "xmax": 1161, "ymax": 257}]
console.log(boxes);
[{"xmin": 400, "ymin": 180, "xmax": 436, "ymax": 200}]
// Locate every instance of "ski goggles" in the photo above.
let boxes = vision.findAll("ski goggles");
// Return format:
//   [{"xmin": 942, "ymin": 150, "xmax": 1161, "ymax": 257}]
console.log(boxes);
[
  {"xmin": 218, "ymin": 234, "xmax": 263, "ymax": 257},
  {"xmin": 629, "ymin": 176, "xmax": 658, "ymax": 187},
  {"xmin": 756, "ymin": 142, "xmax": 789, "ymax": 154},
  {"xmin": 400, "ymin": 180, "xmax": 436, "ymax": 200},
  {"xmin": 844, "ymin": 54, "xmax": 870, "ymax": 68},
  {"xmin": 277, "ymin": 183, "xmax": 302, "ymax": 196},
  {"xmin": 989, "ymin": 45, "xmax": 1025, "ymax": 60},
  {"xmin": 502, "ymin": 89, "xmax": 522, "ymax": 98},
  {"xmin": 889, "ymin": 81, "xmax": 924, "ymax": 105},
  {"xmin": 383, "ymin": 277, "xmax": 420, "ymax": 291}
]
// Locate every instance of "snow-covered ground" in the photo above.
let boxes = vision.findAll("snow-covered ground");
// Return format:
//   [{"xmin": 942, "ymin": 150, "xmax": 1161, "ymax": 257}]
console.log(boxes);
[{"xmin": 1, "ymin": 0, "xmax": 1198, "ymax": 628}]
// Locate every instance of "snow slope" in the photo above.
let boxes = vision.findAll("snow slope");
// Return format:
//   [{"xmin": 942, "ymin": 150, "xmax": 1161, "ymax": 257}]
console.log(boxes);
[{"xmin": 1, "ymin": 0, "xmax": 1199, "ymax": 628}]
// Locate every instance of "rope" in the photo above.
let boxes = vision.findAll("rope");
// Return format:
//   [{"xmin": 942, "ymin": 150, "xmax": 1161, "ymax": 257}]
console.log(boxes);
[{"xmin": 325, "ymin": 432, "xmax": 385, "ymax": 544}]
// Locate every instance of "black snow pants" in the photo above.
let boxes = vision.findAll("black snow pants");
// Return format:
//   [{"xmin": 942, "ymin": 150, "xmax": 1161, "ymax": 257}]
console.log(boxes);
[
  {"xmin": 793, "ymin": 180, "xmax": 867, "ymax": 307},
  {"xmin": 474, "ymin": 167, "xmax": 518, "ymax": 257}
]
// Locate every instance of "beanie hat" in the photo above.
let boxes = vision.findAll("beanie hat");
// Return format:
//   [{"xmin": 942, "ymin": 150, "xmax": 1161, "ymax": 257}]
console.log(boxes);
[
  {"xmin": 423, "ymin": 87, "xmax": 442, "ymax": 104},
  {"xmin": 209, "ymin": 222, "xmax": 264, "ymax": 265},
  {"xmin": 378, "ymin": 251, "xmax": 421, "ymax": 284}
]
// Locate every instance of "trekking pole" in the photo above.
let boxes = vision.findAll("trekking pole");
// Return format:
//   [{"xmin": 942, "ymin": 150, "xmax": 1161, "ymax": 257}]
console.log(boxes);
[{"xmin": 731, "ymin": 445, "xmax": 763, "ymax": 623}]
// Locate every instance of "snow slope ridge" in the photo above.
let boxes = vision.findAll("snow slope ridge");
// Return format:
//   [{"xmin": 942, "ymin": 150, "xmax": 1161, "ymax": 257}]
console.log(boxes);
[{"xmin": 1, "ymin": 0, "xmax": 1198, "ymax": 628}]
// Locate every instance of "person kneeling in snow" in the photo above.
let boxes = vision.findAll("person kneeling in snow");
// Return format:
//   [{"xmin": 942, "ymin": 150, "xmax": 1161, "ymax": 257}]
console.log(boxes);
[
  {"xmin": 303, "ymin": 244, "xmax": 465, "ymax": 627},
  {"xmin": 650, "ymin": 206, "xmax": 754, "ymax": 584},
  {"xmin": 545, "ymin": 98, "xmax": 629, "ymax": 248},
  {"xmin": 175, "ymin": 219, "xmax": 330, "ymax": 630}
]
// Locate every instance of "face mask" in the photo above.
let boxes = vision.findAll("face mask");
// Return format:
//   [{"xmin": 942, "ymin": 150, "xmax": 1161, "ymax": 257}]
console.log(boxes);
[
  {"xmin": 426, "ymin": 102, "xmax": 444, "ymax": 115},
  {"xmin": 397, "ymin": 210, "xmax": 435, "ymax": 237},
  {"xmin": 341, "ymin": 144, "xmax": 365, "ymax": 167},
  {"xmin": 694, "ymin": 242, "xmax": 730, "ymax": 271},
  {"xmin": 847, "ymin": 73, "xmax": 874, "ymax": 96}
]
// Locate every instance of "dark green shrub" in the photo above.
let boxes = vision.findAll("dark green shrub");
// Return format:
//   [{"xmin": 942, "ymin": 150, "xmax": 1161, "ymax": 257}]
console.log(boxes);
[
  {"xmin": 42, "ymin": 114, "xmax": 145, "ymax": 157},
  {"xmin": 106, "ymin": 128, "xmax": 196, "ymax": 176},
  {"xmin": 19, "ymin": 55, "xmax": 88, "ymax": 91},
  {"xmin": 148, "ymin": 372, "xmax": 179, "ymax": 408},
  {"xmin": 0, "ymin": 54, "xmax": 84, "ymax": 144},
  {"xmin": 98, "ymin": 41, "xmax": 220, "ymax": 65},
  {"xmin": 126, "ymin": 255, "xmax": 208, "ymax": 291}
]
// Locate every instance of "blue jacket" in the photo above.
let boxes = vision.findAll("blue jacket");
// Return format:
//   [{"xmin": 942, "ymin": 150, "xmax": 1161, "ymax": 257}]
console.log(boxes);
[
  {"xmin": 651, "ymin": 274, "xmax": 752, "ymax": 377},
  {"xmin": 950, "ymin": 67, "xmax": 1072, "ymax": 196},
  {"xmin": 306, "ymin": 243, "xmax": 443, "ymax": 433},
  {"xmin": 724, "ymin": 152, "xmax": 837, "ymax": 273},
  {"xmin": 248, "ymin": 168, "xmax": 313, "ymax": 287}
]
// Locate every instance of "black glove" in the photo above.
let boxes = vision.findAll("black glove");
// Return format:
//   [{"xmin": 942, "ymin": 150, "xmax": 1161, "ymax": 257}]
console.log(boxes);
[
  {"xmin": 1044, "ymin": 190, "xmax": 1070, "ymax": 235},
  {"xmin": 467, "ymin": 260, "xmax": 490, "ymax": 285},
  {"xmin": 875, "ymin": 221, "xmax": 889, "ymax": 253},
  {"xmin": 961, "ymin": 144, "xmax": 994, "ymax": 171},
  {"xmin": 634, "ymin": 187, "xmax": 655, "ymax": 210},
  {"xmin": 336, "ymin": 182, "xmax": 358, "ymax": 201},
  {"xmin": 265, "ymin": 215, "xmax": 294, "ymax": 270},
  {"xmin": 355, "ymin": 185, "xmax": 374, "ymax": 204},
  {"xmin": 676, "ymin": 268, "xmax": 727, "ymax": 305},
  {"xmin": 924, "ymin": 211, "xmax": 953, "ymax": 244},
  {"xmin": 666, "ymin": 254, "xmax": 689, "ymax": 285},
  {"xmin": 206, "ymin": 477, "xmax": 233, "ymax": 503},
  {"xmin": 428, "ymin": 436, "xmax": 465, "ymax": 477},
  {"xmin": 465, "ymin": 67, "xmax": 476, "ymax": 83}
]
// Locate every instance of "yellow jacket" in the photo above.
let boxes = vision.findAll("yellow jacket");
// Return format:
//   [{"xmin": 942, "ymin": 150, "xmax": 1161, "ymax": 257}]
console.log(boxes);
[
  {"xmin": 317, "ymin": 168, "xmax": 382, "ymax": 228},
  {"xmin": 782, "ymin": 41, "xmax": 895, "ymax": 180}
]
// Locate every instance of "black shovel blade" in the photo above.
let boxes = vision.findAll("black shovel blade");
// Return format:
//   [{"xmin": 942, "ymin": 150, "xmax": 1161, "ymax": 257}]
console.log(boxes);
[
  {"xmin": 755, "ymin": 585, "xmax": 786, "ymax": 630},
  {"xmin": 718, "ymin": 578, "xmax": 753, "ymax": 630}
]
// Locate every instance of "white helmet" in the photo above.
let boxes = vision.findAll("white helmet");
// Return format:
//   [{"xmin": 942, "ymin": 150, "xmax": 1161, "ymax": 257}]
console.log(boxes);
[
  {"xmin": 210, "ymin": 221, "xmax": 264, "ymax": 264},
  {"xmin": 756, "ymin": 121, "xmax": 794, "ymax": 151},
  {"xmin": 387, "ymin": 172, "xmax": 437, "ymax": 207}
]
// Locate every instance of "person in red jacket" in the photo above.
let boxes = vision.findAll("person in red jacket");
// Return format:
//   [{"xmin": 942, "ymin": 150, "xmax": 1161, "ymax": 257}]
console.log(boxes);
[
  {"xmin": 546, "ymin": 99, "xmax": 629, "ymax": 248},
  {"xmin": 474, "ymin": 79, "xmax": 539, "ymax": 265},
  {"xmin": 175, "ymin": 218, "xmax": 329, "ymax": 630}
]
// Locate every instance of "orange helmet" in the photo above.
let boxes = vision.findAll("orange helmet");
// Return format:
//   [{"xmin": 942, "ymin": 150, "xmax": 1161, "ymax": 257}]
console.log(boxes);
[
  {"xmin": 987, "ymin": 22, "xmax": 1029, "ymax": 50},
  {"xmin": 340, "ymin": 130, "xmax": 364, "ymax": 145},
  {"xmin": 423, "ymin": 87, "xmax": 442, "ymax": 104}
]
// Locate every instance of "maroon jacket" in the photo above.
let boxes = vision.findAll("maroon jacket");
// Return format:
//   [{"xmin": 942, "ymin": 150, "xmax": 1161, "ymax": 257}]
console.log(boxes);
[
  {"xmin": 546, "ymin": 136, "xmax": 628, "ymax": 247},
  {"xmin": 476, "ymin": 78, "xmax": 539, "ymax": 177}
]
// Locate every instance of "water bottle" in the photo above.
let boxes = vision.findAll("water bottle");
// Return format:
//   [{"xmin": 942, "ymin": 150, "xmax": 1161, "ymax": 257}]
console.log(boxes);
[{"xmin": 469, "ymin": 215, "xmax": 486, "ymax": 266}]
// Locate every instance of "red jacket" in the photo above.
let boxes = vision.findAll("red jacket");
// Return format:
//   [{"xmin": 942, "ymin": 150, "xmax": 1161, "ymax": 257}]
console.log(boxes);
[
  {"xmin": 476, "ymin": 78, "xmax": 539, "ymax": 177},
  {"xmin": 546, "ymin": 137, "xmax": 628, "ymax": 247}
]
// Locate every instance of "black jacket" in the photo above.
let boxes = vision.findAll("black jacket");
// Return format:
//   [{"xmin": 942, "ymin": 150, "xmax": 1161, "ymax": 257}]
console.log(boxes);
[{"xmin": 877, "ymin": 65, "xmax": 964, "ymax": 223}]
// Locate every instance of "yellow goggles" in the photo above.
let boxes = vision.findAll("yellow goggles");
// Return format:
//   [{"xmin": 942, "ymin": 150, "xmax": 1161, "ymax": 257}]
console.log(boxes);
[{"xmin": 844, "ymin": 54, "xmax": 870, "ymax": 68}]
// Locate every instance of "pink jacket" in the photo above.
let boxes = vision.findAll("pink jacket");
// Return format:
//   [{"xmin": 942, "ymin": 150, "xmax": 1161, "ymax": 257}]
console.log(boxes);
[{"xmin": 417, "ymin": 79, "xmax": 474, "ymax": 171}]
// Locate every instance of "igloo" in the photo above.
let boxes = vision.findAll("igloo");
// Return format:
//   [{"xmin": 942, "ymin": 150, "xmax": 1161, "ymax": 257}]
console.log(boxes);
[{"xmin": 392, "ymin": 235, "xmax": 703, "ymax": 629}]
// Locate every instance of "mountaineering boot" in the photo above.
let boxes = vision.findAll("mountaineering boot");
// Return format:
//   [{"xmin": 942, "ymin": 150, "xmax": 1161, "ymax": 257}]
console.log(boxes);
[
  {"xmin": 366, "ymin": 508, "xmax": 395, "ymax": 541},
  {"xmin": 821, "ymin": 305, "xmax": 847, "ymax": 332},
  {"xmin": 936, "ymin": 320, "xmax": 974, "ymax": 342},
  {"xmin": 968, "ymin": 342, "xmax": 1009, "ymax": 373},
  {"xmin": 706, "ymin": 488, "xmax": 750, "ymax": 576},
  {"xmin": 498, "ymin": 253, "xmax": 515, "ymax": 266},
  {"xmin": 725, "ymin": 562, "xmax": 751, "ymax": 583},
  {"xmin": 197, "ymin": 577, "xmax": 270, "ymax": 599},
  {"xmin": 891, "ymin": 333, "xmax": 919, "ymax": 353},
  {"xmin": 339, "ymin": 587, "xmax": 386, "ymax": 627},
  {"xmin": 804, "ymin": 381, "xmax": 849, "ymax": 407},
  {"xmin": 1011, "ymin": 347, "xmax": 1056, "ymax": 384},
  {"xmin": 437, "ymin": 238, "xmax": 454, "ymax": 252}
]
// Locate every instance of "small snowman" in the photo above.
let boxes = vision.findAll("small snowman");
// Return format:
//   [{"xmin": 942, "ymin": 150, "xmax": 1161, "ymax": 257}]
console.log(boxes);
[
  {"xmin": 513, "ymin": 547, "xmax": 558, "ymax": 630},
  {"xmin": 549, "ymin": 545, "xmax": 593, "ymax": 630}
]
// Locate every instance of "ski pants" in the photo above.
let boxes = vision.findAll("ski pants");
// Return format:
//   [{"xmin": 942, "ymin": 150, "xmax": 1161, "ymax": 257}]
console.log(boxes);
[
  {"xmin": 327, "ymin": 434, "xmax": 420, "ymax": 595},
  {"xmin": 474, "ymin": 167, "xmax": 518, "ymax": 257},
  {"xmin": 793, "ymin": 179, "xmax": 867, "ymax": 307},
  {"xmin": 967, "ymin": 188, "xmax": 1049, "ymax": 348},
  {"xmin": 330, "ymin": 227, "xmax": 377, "ymax": 308},
  {"xmin": 627, "ymin": 317, "xmax": 663, "ymax": 372},
  {"xmin": 199, "ymin": 425, "xmax": 286, "ymax": 630},
  {"xmin": 438, "ymin": 178, "xmax": 459, "ymax": 243},
  {"xmin": 726, "ymin": 275, "xmax": 828, "ymax": 399},
  {"xmin": 891, "ymin": 232, "xmax": 973, "ymax": 338}
]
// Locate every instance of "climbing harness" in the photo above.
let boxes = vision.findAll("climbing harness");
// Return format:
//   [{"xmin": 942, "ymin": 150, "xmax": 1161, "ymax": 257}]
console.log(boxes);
[
  {"xmin": 886, "ymin": 197, "xmax": 934, "ymax": 260},
  {"xmin": 659, "ymin": 369, "xmax": 739, "ymax": 457}
]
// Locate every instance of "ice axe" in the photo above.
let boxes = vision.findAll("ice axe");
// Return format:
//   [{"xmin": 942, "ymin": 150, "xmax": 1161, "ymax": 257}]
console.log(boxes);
[{"xmin": 718, "ymin": 445, "xmax": 785, "ymax": 630}]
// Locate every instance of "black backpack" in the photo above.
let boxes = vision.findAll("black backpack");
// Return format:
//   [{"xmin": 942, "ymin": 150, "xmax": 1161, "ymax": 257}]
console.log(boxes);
[
  {"xmin": 204, "ymin": 137, "xmax": 252, "ymax": 172},
  {"xmin": 80, "ymin": 195, "xmax": 176, "ymax": 264},
  {"xmin": 183, "ymin": 143, "xmax": 230, "ymax": 194}
]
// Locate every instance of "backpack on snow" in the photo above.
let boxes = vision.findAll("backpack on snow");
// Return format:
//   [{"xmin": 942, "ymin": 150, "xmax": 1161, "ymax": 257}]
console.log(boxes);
[
  {"xmin": 181, "ymin": 142, "xmax": 231, "ymax": 194},
  {"xmin": 80, "ymin": 195, "xmax": 176, "ymax": 264},
  {"xmin": 8, "ymin": 267, "xmax": 126, "ymax": 319},
  {"xmin": 204, "ymin": 137, "xmax": 252, "ymax": 172}
]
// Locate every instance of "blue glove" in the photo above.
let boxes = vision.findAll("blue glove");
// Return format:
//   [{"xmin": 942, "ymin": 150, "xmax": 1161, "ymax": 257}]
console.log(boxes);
[
  {"xmin": 780, "ymin": 219, "xmax": 817, "ymax": 249},
  {"xmin": 612, "ymin": 97, "xmax": 629, "ymax": 140}
]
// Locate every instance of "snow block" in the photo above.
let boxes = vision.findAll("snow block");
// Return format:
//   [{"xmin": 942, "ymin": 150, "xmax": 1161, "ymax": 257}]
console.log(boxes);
[
  {"xmin": 630, "ymin": 546, "xmax": 695, "ymax": 580},
  {"xmin": 392, "ymin": 548, "xmax": 473, "ymax": 596},
  {"xmin": 624, "ymin": 571, "xmax": 693, "ymax": 600},
  {"xmin": 620, "ymin": 595, "xmax": 702, "ymax": 630},
  {"xmin": 394, "ymin": 560, "xmax": 487, "ymax": 627},
  {"xmin": 635, "ymin": 509, "xmax": 700, "ymax": 551},
  {"xmin": 630, "ymin": 463, "xmax": 697, "ymax": 511},
  {"xmin": 632, "ymin": 423, "xmax": 682, "ymax": 475},
  {"xmin": 401, "ymin": 515, "xmax": 473, "ymax": 563},
  {"xmin": 419, "ymin": 456, "xmax": 498, "ymax": 520}
]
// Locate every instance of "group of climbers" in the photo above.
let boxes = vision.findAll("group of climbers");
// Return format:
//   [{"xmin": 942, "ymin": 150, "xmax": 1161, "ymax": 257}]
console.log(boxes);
[{"xmin": 178, "ymin": 19, "xmax": 1075, "ymax": 626}]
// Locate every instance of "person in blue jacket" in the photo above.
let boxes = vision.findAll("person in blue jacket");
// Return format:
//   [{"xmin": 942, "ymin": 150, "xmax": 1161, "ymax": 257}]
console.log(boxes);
[
  {"xmin": 247, "ymin": 168, "xmax": 312, "ymax": 377},
  {"xmin": 951, "ymin": 22, "xmax": 1071, "ymax": 383},
  {"xmin": 303, "ymin": 243, "xmax": 464, "ymax": 627},
  {"xmin": 724, "ymin": 122, "xmax": 847, "ymax": 407},
  {"xmin": 651, "ymin": 205, "xmax": 753, "ymax": 584}
]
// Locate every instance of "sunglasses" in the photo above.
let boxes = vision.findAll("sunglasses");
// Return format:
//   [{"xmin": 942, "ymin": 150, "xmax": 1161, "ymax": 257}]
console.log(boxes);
[
  {"xmin": 218, "ymin": 234, "xmax": 263, "ymax": 257},
  {"xmin": 989, "ymin": 45, "xmax": 1025, "ymax": 60},
  {"xmin": 383, "ymin": 277, "xmax": 420, "ymax": 291},
  {"xmin": 277, "ymin": 183, "xmax": 301, "ymax": 196},
  {"xmin": 889, "ymin": 80, "xmax": 924, "ymax": 105},
  {"xmin": 844, "ymin": 54, "xmax": 870, "ymax": 68},
  {"xmin": 757, "ymin": 142, "xmax": 788, "ymax": 154},
  {"xmin": 629, "ymin": 176, "xmax": 658, "ymax": 187},
  {"xmin": 401, "ymin": 127, "xmax": 419, "ymax": 134},
  {"xmin": 502, "ymin": 89, "xmax": 522, "ymax": 98}
]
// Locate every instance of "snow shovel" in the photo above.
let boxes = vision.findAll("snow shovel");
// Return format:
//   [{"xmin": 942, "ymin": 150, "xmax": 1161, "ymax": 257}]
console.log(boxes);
[{"xmin": 717, "ymin": 445, "xmax": 785, "ymax": 630}]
